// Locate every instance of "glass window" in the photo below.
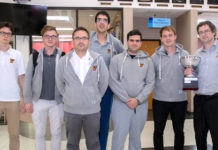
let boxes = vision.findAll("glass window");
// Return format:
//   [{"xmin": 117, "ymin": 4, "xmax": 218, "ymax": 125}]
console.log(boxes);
[
  {"xmin": 78, "ymin": 9, "xmax": 123, "ymax": 41},
  {"xmin": 32, "ymin": 8, "xmax": 123, "ymax": 53},
  {"xmin": 32, "ymin": 9, "xmax": 76, "ymax": 53}
]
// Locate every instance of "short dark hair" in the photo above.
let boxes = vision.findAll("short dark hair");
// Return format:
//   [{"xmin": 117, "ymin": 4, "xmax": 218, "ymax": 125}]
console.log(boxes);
[
  {"xmin": 41, "ymin": 25, "xmax": 58, "ymax": 36},
  {"xmin": 127, "ymin": 29, "xmax": 142, "ymax": 41},
  {"xmin": 160, "ymin": 26, "xmax": 176, "ymax": 37},
  {"xmin": 0, "ymin": 21, "xmax": 14, "ymax": 33},
  {"xmin": 197, "ymin": 21, "xmax": 217, "ymax": 37},
  {"xmin": 95, "ymin": 11, "xmax": 110, "ymax": 24},
  {"xmin": 72, "ymin": 27, "xmax": 90, "ymax": 38}
]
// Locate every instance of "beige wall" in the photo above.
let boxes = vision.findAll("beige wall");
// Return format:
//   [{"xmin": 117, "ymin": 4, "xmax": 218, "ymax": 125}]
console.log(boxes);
[
  {"xmin": 123, "ymin": 8, "xmax": 133, "ymax": 48},
  {"xmin": 133, "ymin": 17, "xmax": 176, "ymax": 40},
  {"xmin": 176, "ymin": 10, "xmax": 198, "ymax": 112}
]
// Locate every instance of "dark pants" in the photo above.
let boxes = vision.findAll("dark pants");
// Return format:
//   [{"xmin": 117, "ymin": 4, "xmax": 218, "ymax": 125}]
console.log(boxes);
[
  {"xmin": 194, "ymin": 94, "xmax": 218, "ymax": 150},
  {"xmin": 153, "ymin": 99, "xmax": 187, "ymax": 150},
  {"xmin": 99, "ymin": 87, "xmax": 113, "ymax": 150},
  {"xmin": 64, "ymin": 111, "xmax": 101, "ymax": 150}
]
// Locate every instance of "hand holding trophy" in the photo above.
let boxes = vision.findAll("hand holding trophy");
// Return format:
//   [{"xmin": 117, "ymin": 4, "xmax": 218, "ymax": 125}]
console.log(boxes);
[{"xmin": 180, "ymin": 55, "xmax": 201, "ymax": 90}]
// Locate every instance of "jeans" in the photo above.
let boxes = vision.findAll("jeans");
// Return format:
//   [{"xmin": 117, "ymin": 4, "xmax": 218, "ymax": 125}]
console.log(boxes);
[
  {"xmin": 99, "ymin": 87, "xmax": 113, "ymax": 150},
  {"xmin": 32, "ymin": 100, "xmax": 63, "ymax": 150}
]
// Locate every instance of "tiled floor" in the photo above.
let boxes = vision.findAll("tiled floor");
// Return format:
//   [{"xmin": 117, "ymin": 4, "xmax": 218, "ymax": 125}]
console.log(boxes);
[{"xmin": 0, "ymin": 119, "xmax": 212, "ymax": 150}]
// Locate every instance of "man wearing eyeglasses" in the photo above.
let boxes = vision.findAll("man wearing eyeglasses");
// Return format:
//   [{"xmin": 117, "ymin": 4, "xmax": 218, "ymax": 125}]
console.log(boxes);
[
  {"xmin": 187, "ymin": 21, "xmax": 218, "ymax": 150},
  {"xmin": 56, "ymin": 27, "xmax": 109, "ymax": 150},
  {"xmin": 0, "ymin": 21, "xmax": 25, "ymax": 150},
  {"xmin": 89, "ymin": 10, "xmax": 125, "ymax": 150},
  {"xmin": 23, "ymin": 25, "xmax": 64, "ymax": 150},
  {"xmin": 109, "ymin": 29, "xmax": 154, "ymax": 150}
]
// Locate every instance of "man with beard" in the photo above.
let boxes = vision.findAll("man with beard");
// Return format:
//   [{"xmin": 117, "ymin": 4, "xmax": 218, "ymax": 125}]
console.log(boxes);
[
  {"xmin": 89, "ymin": 10, "xmax": 125, "ymax": 150},
  {"xmin": 151, "ymin": 26, "xmax": 189, "ymax": 150}
]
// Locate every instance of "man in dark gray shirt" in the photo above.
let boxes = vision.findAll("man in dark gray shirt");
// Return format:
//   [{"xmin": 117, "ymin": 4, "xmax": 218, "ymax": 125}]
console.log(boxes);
[{"xmin": 23, "ymin": 25, "xmax": 64, "ymax": 150}]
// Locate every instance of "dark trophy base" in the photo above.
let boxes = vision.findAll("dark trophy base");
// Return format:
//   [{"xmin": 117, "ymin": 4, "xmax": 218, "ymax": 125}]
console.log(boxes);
[{"xmin": 183, "ymin": 77, "xmax": 198, "ymax": 91}]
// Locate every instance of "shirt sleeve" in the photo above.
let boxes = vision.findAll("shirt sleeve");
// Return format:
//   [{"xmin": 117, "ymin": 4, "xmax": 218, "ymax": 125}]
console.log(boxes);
[
  {"xmin": 136, "ymin": 59, "xmax": 155, "ymax": 104},
  {"xmin": 17, "ymin": 51, "xmax": 25, "ymax": 75},
  {"xmin": 109, "ymin": 56, "xmax": 130, "ymax": 103}
]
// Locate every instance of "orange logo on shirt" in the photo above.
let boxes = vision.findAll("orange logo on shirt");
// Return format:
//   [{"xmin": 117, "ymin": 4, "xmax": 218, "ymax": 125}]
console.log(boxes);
[
  {"xmin": 107, "ymin": 49, "xmax": 111, "ymax": 54},
  {"xmin": 216, "ymin": 52, "xmax": 218, "ymax": 58},
  {"xmin": 93, "ymin": 65, "xmax": 97, "ymax": 71},
  {"xmin": 10, "ymin": 58, "xmax": 15, "ymax": 63}
]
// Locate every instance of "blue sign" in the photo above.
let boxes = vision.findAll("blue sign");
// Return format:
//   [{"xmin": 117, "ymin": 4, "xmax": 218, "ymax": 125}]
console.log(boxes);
[{"xmin": 148, "ymin": 17, "xmax": 171, "ymax": 28}]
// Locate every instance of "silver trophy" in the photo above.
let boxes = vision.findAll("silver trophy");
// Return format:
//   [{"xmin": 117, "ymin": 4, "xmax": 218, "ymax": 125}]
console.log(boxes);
[{"xmin": 180, "ymin": 55, "xmax": 201, "ymax": 90}]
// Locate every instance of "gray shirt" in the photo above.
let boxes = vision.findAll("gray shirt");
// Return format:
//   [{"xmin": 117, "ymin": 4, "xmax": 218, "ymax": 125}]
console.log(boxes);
[
  {"xmin": 56, "ymin": 50, "xmax": 109, "ymax": 115},
  {"xmin": 151, "ymin": 43, "xmax": 189, "ymax": 102},
  {"xmin": 89, "ymin": 31, "xmax": 125, "ymax": 68},
  {"xmin": 39, "ymin": 49, "xmax": 57, "ymax": 100},
  {"xmin": 109, "ymin": 50, "xmax": 155, "ymax": 104},
  {"xmin": 195, "ymin": 40, "xmax": 218, "ymax": 95}
]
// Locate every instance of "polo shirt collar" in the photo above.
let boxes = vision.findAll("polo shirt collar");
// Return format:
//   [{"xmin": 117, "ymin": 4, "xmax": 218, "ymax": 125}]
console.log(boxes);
[{"xmin": 93, "ymin": 32, "xmax": 111, "ymax": 44}]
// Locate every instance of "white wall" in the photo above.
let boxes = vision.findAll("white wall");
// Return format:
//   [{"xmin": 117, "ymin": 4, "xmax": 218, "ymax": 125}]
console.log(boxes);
[
  {"xmin": 1, "ymin": 0, "xmax": 218, "ymax": 11},
  {"xmin": 133, "ymin": 17, "xmax": 176, "ymax": 40}
]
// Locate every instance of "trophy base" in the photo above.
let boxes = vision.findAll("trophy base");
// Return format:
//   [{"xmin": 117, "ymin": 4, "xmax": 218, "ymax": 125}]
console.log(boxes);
[{"xmin": 183, "ymin": 77, "xmax": 198, "ymax": 91}]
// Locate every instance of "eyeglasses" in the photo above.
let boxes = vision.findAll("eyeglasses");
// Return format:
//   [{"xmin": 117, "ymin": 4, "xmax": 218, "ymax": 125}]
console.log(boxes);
[
  {"xmin": 0, "ymin": 31, "xmax": 12, "ymax": 37},
  {"xmin": 129, "ymin": 39, "xmax": 141, "ymax": 43},
  {"xmin": 198, "ymin": 29, "xmax": 211, "ymax": 35},
  {"xmin": 43, "ymin": 35, "xmax": 58, "ymax": 39},
  {"xmin": 97, "ymin": 18, "xmax": 108, "ymax": 23},
  {"xmin": 73, "ymin": 37, "xmax": 89, "ymax": 41}
]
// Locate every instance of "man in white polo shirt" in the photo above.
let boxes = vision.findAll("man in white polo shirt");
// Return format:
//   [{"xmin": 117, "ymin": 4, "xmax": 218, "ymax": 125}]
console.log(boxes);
[{"xmin": 0, "ymin": 21, "xmax": 25, "ymax": 150}]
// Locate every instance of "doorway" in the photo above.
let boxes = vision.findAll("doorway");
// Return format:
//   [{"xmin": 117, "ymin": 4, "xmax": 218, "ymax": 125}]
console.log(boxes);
[{"xmin": 140, "ymin": 40, "xmax": 160, "ymax": 110}]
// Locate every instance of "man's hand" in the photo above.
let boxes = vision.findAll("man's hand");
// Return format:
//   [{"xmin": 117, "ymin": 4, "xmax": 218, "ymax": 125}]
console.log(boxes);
[
  {"xmin": 126, "ymin": 98, "xmax": 138, "ymax": 110},
  {"xmin": 184, "ymin": 67, "xmax": 193, "ymax": 76},
  {"xmin": 24, "ymin": 103, "xmax": 33, "ymax": 113}
]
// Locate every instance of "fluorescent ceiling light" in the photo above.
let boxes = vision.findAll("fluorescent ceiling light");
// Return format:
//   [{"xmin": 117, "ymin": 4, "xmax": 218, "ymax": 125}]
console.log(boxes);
[
  {"xmin": 56, "ymin": 28, "xmax": 74, "ymax": 31},
  {"xmin": 33, "ymin": 35, "xmax": 72, "ymax": 38},
  {"xmin": 47, "ymin": 16, "xmax": 70, "ymax": 21},
  {"xmin": 32, "ymin": 35, "xmax": 72, "ymax": 39},
  {"xmin": 32, "ymin": 36, "xmax": 41, "ymax": 38},
  {"xmin": 59, "ymin": 35, "xmax": 72, "ymax": 38},
  {"xmin": 59, "ymin": 39, "xmax": 72, "ymax": 42},
  {"xmin": 198, "ymin": 19, "xmax": 206, "ymax": 23},
  {"xmin": 33, "ymin": 38, "xmax": 72, "ymax": 42}
]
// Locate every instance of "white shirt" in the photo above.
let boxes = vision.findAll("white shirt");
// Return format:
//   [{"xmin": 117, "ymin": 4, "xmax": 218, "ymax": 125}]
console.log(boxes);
[
  {"xmin": 0, "ymin": 48, "xmax": 25, "ymax": 101},
  {"xmin": 70, "ymin": 50, "xmax": 93, "ymax": 84}
]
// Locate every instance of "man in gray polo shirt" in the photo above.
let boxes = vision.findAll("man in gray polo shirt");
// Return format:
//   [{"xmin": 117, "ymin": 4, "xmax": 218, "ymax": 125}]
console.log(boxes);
[
  {"xmin": 23, "ymin": 25, "xmax": 64, "ymax": 150},
  {"xmin": 89, "ymin": 10, "xmax": 125, "ymax": 150}
]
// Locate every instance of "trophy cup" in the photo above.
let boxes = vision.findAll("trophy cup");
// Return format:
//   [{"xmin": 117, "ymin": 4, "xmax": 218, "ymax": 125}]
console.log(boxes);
[{"xmin": 180, "ymin": 55, "xmax": 201, "ymax": 90}]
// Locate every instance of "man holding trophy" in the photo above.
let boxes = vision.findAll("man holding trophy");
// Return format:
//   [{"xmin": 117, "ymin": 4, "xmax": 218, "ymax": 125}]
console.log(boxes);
[
  {"xmin": 185, "ymin": 21, "xmax": 218, "ymax": 150},
  {"xmin": 151, "ymin": 26, "xmax": 189, "ymax": 150}
]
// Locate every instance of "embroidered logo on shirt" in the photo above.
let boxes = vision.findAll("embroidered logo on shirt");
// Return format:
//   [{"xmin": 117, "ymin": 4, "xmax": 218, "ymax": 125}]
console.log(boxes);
[
  {"xmin": 93, "ymin": 65, "xmax": 97, "ymax": 71},
  {"xmin": 10, "ymin": 58, "xmax": 15, "ymax": 63},
  {"xmin": 107, "ymin": 49, "xmax": 111, "ymax": 54},
  {"xmin": 139, "ymin": 64, "xmax": 144, "ymax": 67}
]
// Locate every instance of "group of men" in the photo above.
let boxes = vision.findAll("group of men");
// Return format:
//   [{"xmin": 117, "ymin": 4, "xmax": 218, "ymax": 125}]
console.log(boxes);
[{"xmin": 0, "ymin": 10, "xmax": 217, "ymax": 150}]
